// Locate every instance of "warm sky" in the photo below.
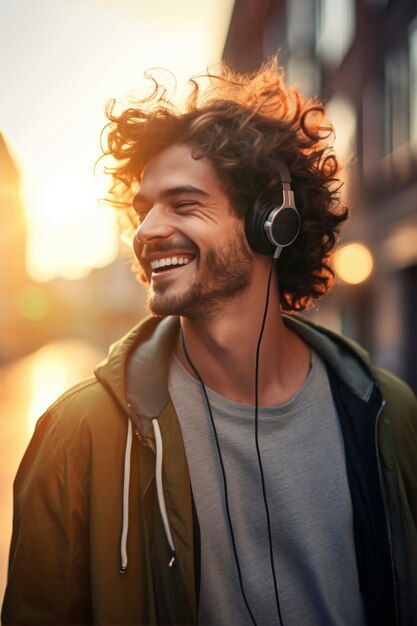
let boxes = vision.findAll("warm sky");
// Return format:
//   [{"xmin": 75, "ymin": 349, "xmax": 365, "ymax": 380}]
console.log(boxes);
[{"xmin": 0, "ymin": 0, "xmax": 235, "ymax": 280}]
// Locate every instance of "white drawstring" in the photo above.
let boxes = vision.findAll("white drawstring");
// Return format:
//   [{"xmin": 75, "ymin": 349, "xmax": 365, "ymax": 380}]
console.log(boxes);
[
  {"xmin": 152, "ymin": 418, "xmax": 176, "ymax": 565},
  {"xmin": 119, "ymin": 418, "xmax": 176, "ymax": 573},
  {"xmin": 120, "ymin": 419, "xmax": 133, "ymax": 573}
]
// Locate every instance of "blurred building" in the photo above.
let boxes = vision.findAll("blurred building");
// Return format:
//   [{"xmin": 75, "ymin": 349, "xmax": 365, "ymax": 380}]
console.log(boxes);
[
  {"xmin": 223, "ymin": 0, "xmax": 417, "ymax": 391},
  {"xmin": 0, "ymin": 134, "xmax": 28, "ymax": 361}
]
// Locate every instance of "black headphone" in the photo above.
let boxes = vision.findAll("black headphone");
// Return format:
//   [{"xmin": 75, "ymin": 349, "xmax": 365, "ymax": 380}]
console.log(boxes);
[{"xmin": 245, "ymin": 161, "xmax": 300, "ymax": 259}]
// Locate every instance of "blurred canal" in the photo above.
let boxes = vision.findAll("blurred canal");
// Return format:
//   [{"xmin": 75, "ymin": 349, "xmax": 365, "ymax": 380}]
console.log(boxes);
[{"xmin": 0, "ymin": 339, "xmax": 105, "ymax": 606}]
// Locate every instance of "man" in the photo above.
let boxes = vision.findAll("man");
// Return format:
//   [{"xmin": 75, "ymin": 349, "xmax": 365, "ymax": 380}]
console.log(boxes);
[{"xmin": 2, "ymin": 61, "xmax": 417, "ymax": 626}]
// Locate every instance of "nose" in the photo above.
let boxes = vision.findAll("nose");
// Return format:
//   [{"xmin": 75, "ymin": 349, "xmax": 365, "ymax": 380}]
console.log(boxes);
[{"xmin": 135, "ymin": 206, "xmax": 175, "ymax": 245}]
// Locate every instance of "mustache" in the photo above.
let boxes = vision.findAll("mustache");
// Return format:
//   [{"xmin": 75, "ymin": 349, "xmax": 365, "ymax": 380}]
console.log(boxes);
[{"xmin": 140, "ymin": 240, "xmax": 198, "ymax": 259}]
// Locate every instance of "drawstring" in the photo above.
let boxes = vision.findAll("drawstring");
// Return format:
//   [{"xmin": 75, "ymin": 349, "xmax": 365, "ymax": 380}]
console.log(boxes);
[
  {"xmin": 119, "ymin": 418, "xmax": 176, "ymax": 574},
  {"xmin": 152, "ymin": 418, "xmax": 176, "ymax": 567},
  {"xmin": 120, "ymin": 419, "xmax": 133, "ymax": 573}
]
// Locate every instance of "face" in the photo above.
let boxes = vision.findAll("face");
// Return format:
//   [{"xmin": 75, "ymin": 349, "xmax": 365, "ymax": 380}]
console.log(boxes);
[{"xmin": 133, "ymin": 143, "xmax": 253, "ymax": 319}]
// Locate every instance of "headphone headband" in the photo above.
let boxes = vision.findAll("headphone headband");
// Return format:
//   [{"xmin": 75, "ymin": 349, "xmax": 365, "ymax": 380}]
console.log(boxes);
[{"xmin": 277, "ymin": 160, "xmax": 292, "ymax": 185}]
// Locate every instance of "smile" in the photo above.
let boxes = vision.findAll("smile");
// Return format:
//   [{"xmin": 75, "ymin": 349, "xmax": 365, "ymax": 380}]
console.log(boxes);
[{"xmin": 150, "ymin": 256, "xmax": 192, "ymax": 272}]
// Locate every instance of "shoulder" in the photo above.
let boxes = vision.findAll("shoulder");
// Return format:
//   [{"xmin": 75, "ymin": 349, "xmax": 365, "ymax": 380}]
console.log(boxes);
[
  {"xmin": 373, "ymin": 365, "xmax": 417, "ymax": 417},
  {"xmin": 38, "ymin": 375, "xmax": 128, "ymax": 447},
  {"xmin": 47, "ymin": 375, "xmax": 125, "ymax": 423},
  {"xmin": 19, "ymin": 377, "xmax": 129, "ymax": 491}
]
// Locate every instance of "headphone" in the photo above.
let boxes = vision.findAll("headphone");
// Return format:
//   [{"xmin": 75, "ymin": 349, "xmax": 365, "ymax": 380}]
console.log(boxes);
[{"xmin": 245, "ymin": 161, "xmax": 300, "ymax": 259}]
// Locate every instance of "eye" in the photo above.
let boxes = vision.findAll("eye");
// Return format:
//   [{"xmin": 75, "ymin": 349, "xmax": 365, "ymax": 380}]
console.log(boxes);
[{"xmin": 174, "ymin": 200, "xmax": 198, "ymax": 210}]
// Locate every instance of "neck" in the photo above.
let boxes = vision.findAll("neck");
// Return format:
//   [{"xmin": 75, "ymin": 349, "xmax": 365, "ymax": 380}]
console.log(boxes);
[{"xmin": 177, "ymin": 267, "xmax": 310, "ymax": 407}]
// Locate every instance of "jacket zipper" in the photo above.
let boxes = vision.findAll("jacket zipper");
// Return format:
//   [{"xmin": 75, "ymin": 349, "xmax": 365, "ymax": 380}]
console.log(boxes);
[{"xmin": 374, "ymin": 398, "xmax": 399, "ymax": 626}]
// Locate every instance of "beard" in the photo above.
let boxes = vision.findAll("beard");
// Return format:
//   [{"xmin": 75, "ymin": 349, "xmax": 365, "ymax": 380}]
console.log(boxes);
[{"xmin": 146, "ymin": 230, "xmax": 253, "ymax": 320}]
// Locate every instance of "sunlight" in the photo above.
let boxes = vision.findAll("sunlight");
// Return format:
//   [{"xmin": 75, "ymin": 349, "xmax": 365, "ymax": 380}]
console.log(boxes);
[
  {"xmin": 26, "ymin": 341, "xmax": 102, "ymax": 435},
  {"xmin": 0, "ymin": 0, "xmax": 235, "ymax": 282},
  {"xmin": 24, "ymin": 169, "xmax": 118, "ymax": 281}
]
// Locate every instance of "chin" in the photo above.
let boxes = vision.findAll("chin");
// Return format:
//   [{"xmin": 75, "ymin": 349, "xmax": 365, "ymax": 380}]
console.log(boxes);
[
  {"xmin": 147, "ymin": 293, "xmax": 188, "ymax": 318},
  {"xmin": 147, "ymin": 292, "xmax": 203, "ymax": 319}
]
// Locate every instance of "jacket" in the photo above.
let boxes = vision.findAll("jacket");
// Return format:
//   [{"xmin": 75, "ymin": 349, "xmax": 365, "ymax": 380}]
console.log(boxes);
[{"xmin": 2, "ymin": 314, "xmax": 417, "ymax": 625}]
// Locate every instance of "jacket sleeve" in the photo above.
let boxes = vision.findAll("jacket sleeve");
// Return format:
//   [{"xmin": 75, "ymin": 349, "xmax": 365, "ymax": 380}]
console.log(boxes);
[
  {"xmin": 385, "ymin": 375, "xmax": 417, "ymax": 526},
  {"xmin": 1, "ymin": 410, "xmax": 92, "ymax": 625}
]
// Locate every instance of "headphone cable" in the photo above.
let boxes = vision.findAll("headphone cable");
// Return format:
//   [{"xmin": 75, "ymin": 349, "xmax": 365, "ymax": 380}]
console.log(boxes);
[
  {"xmin": 254, "ymin": 257, "xmax": 284, "ymax": 626},
  {"xmin": 180, "ymin": 256, "xmax": 284, "ymax": 626}
]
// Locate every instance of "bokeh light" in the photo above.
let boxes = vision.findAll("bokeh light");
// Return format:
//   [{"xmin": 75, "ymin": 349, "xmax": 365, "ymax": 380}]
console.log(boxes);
[
  {"xmin": 16, "ymin": 285, "xmax": 49, "ymax": 321},
  {"xmin": 333, "ymin": 242, "xmax": 374, "ymax": 285}
]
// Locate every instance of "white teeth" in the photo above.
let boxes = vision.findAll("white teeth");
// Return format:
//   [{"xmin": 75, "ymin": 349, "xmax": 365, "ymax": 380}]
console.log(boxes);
[{"xmin": 150, "ymin": 257, "xmax": 191, "ymax": 270}]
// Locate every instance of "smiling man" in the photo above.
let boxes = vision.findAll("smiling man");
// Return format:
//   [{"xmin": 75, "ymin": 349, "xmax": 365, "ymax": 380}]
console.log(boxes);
[{"xmin": 3, "ymin": 61, "xmax": 417, "ymax": 626}]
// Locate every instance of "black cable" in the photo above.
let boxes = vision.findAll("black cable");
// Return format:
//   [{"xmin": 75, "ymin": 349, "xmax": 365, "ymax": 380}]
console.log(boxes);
[
  {"xmin": 180, "ymin": 330, "xmax": 258, "ymax": 626},
  {"xmin": 254, "ymin": 258, "xmax": 284, "ymax": 626}
]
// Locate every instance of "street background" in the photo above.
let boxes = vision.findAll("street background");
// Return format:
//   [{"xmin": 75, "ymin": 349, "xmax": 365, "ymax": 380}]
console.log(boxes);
[{"xmin": 1, "ymin": 0, "xmax": 416, "ymax": 607}]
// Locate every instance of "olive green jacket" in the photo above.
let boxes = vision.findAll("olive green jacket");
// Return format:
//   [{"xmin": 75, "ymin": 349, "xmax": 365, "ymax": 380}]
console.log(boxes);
[{"xmin": 2, "ymin": 315, "xmax": 417, "ymax": 625}]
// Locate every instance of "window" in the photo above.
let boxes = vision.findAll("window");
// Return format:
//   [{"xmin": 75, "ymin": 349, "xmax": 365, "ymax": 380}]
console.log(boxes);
[
  {"xmin": 384, "ymin": 46, "xmax": 409, "ymax": 154},
  {"xmin": 327, "ymin": 95, "xmax": 357, "ymax": 163},
  {"xmin": 316, "ymin": 0, "xmax": 355, "ymax": 67},
  {"xmin": 409, "ymin": 20, "xmax": 417, "ymax": 151}
]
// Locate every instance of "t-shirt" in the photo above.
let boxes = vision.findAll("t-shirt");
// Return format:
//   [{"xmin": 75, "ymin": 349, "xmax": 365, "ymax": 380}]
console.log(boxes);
[{"xmin": 168, "ymin": 349, "xmax": 366, "ymax": 626}]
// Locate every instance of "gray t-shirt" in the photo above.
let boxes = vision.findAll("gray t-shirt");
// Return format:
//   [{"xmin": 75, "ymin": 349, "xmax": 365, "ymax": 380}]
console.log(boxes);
[{"xmin": 168, "ymin": 350, "xmax": 366, "ymax": 626}]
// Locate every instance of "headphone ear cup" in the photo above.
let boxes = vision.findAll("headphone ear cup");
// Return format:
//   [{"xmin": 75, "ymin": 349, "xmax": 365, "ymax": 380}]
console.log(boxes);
[
  {"xmin": 266, "ymin": 205, "xmax": 300, "ymax": 248},
  {"xmin": 245, "ymin": 206, "xmax": 275, "ymax": 255},
  {"xmin": 246, "ymin": 161, "xmax": 300, "ymax": 255}
]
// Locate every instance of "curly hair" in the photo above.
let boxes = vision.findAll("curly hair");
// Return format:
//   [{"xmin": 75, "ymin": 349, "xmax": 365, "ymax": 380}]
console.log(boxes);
[{"xmin": 102, "ymin": 59, "xmax": 348, "ymax": 311}]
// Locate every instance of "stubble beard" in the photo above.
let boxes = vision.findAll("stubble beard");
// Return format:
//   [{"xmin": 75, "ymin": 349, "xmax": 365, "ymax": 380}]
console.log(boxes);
[{"xmin": 146, "ymin": 233, "xmax": 253, "ymax": 320}]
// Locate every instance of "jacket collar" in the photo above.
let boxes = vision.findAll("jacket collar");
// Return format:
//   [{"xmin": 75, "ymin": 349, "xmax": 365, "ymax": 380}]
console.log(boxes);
[
  {"xmin": 284, "ymin": 315, "xmax": 375, "ymax": 402},
  {"xmin": 94, "ymin": 313, "xmax": 376, "ymax": 434}
]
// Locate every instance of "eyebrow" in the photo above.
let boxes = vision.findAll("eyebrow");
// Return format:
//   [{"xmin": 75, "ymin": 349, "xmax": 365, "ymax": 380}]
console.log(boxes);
[{"xmin": 133, "ymin": 185, "xmax": 210, "ymax": 209}]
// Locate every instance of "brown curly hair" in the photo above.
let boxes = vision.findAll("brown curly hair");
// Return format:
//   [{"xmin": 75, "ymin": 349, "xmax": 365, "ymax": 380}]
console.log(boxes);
[{"xmin": 102, "ymin": 59, "xmax": 348, "ymax": 311}]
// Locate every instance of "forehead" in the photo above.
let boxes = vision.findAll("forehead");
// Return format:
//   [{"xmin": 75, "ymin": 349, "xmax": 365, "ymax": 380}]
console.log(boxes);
[{"xmin": 139, "ymin": 143, "xmax": 224, "ymax": 197}]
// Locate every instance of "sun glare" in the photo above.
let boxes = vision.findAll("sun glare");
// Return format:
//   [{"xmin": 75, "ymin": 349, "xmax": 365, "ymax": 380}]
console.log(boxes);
[
  {"xmin": 26, "ymin": 341, "xmax": 103, "ymax": 435},
  {"xmin": 0, "ymin": 0, "xmax": 235, "ymax": 282},
  {"xmin": 24, "ymin": 169, "xmax": 118, "ymax": 281}
]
